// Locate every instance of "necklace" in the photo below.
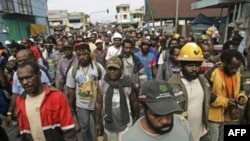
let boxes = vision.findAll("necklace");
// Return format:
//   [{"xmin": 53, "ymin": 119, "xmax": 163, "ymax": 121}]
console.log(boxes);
[{"xmin": 82, "ymin": 65, "xmax": 90, "ymax": 76}]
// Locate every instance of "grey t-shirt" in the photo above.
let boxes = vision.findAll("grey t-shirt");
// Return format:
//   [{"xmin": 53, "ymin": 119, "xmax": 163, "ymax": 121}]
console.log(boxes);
[{"xmin": 122, "ymin": 114, "xmax": 194, "ymax": 141}]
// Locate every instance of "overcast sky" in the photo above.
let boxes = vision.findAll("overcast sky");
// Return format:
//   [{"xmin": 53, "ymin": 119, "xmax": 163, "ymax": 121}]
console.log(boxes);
[{"xmin": 47, "ymin": 0, "xmax": 145, "ymax": 23}]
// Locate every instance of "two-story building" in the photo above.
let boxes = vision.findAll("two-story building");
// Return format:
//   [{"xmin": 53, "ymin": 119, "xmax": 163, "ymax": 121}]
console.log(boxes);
[
  {"xmin": 67, "ymin": 12, "xmax": 89, "ymax": 33},
  {"xmin": 48, "ymin": 10, "xmax": 89, "ymax": 34},
  {"xmin": 48, "ymin": 10, "xmax": 68, "ymax": 34},
  {"xmin": 116, "ymin": 4, "xmax": 144, "ymax": 28}
]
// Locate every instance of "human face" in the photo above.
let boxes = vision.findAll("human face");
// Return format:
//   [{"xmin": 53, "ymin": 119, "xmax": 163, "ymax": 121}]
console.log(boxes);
[
  {"xmin": 130, "ymin": 31, "xmax": 136, "ymax": 38},
  {"xmin": 17, "ymin": 65, "xmax": 41, "ymax": 95},
  {"xmin": 63, "ymin": 48, "xmax": 73, "ymax": 59},
  {"xmin": 179, "ymin": 39, "xmax": 186, "ymax": 47},
  {"xmin": 21, "ymin": 40, "xmax": 29, "ymax": 48},
  {"xmin": 182, "ymin": 62, "xmax": 201, "ymax": 81},
  {"xmin": 16, "ymin": 52, "xmax": 32, "ymax": 65},
  {"xmin": 104, "ymin": 38, "xmax": 111, "ymax": 45},
  {"xmin": 144, "ymin": 107, "xmax": 174, "ymax": 134},
  {"xmin": 201, "ymin": 45, "xmax": 210, "ymax": 59},
  {"xmin": 106, "ymin": 67, "xmax": 122, "ymax": 81},
  {"xmin": 96, "ymin": 43, "xmax": 103, "ymax": 50},
  {"xmin": 151, "ymin": 39, "xmax": 158, "ymax": 46},
  {"xmin": 141, "ymin": 43, "xmax": 150, "ymax": 55},
  {"xmin": 9, "ymin": 47, "xmax": 18, "ymax": 57},
  {"xmin": 169, "ymin": 40, "xmax": 178, "ymax": 48},
  {"xmin": 223, "ymin": 57, "xmax": 241, "ymax": 76},
  {"xmin": 123, "ymin": 42, "xmax": 133, "ymax": 58},
  {"xmin": 57, "ymin": 42, "xmax": 63, "ymax": 52},
  {"xmin": 113, "ymin": 38, "xmax": 121, "ymax": 47},
  {"xmin": 90, "ymin": 35, "xmax": 96, "ymax": 43},
  {"xmin": 170, "ymin": 48, "xmax": 180, "ymax": 63},
  {"xmin": 77, "ymin": 51, "xmax": 91, "ymax": 67},
  {"xmin": 44, "ymin": 44, "xmax": 54, "ymax": 53}
]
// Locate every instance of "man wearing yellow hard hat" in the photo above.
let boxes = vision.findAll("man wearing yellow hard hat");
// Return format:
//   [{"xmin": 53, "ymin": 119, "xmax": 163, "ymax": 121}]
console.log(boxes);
[{"xmin": 168, "ymin": 42, "xmax": 210, "ymax": 141}]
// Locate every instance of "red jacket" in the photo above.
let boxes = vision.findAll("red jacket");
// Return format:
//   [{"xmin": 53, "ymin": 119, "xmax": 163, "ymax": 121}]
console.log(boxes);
[{"xmin": 16, "ymin": 84, "xmax": 76, "ymax": 141}]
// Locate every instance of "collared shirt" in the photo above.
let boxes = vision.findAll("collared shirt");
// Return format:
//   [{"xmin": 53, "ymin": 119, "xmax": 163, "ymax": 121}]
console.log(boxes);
[
  {"xmin": 57, "ymin": 55, "xmax": 78, "ymax": 83},
  {"xmin": 12, "ymin": 68, "xmax": 51, "ymax": 95}
]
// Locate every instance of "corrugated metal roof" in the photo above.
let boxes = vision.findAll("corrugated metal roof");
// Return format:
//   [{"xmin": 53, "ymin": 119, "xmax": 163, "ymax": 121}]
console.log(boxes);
[{"xmin": 145, "ymin": 0, "xmax": 228, "ymax": 21}]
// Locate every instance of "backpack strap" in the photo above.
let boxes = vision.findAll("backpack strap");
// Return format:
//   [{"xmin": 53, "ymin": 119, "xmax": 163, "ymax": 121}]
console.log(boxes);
[
  {"xmin": 72, "ymin": 63, "xmax": 79, "ymax": 79},
  {"xmin": 72, "ymin": 61, "xmax": 102, "ymax": 80},
  {"xmin": 94, "ymin": 61, "xmax": 102, "ymax": 80}
]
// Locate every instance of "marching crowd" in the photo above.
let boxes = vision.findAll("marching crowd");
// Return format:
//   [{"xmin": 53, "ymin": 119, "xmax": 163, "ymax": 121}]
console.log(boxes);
[{"xmin": 0, "ymin": 27, "xmax": 249, "ymax": 141}]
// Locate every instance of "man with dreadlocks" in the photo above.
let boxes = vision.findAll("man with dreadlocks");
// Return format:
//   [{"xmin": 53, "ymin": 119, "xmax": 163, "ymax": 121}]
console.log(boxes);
[{"xmin": 66, "ymin": 42, "xmax": 106, "ymax": 141}]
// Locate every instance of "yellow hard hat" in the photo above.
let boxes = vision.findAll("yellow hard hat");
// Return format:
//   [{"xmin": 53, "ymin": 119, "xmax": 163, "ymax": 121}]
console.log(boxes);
[{"xmin": 177, "ymin": 42, "xmax": 205, "ymax": 61}]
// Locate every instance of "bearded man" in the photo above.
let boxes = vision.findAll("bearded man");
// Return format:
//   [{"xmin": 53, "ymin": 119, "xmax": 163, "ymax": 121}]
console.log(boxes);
[
  {"xmin": 168, "ymin": 43, "xmax": 210, "ymax": 141},
  {"xmin": 118, "ymin": 38, "xmax": 147, "ymax": 92}
]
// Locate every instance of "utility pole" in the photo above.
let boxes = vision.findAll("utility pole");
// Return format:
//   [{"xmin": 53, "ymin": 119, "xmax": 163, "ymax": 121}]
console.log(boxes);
[{"xmin": 175, "ymin": 0, "xmax": 179, "ymax": 33}]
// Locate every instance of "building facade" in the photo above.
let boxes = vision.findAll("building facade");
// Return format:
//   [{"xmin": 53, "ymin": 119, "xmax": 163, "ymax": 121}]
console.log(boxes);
[
  {"xmin": 67, "ymin": 12, "xmax": 89, "ymax": 33},
  {"xmin": 116, "ymin": 4, "xmax": 144, "ymax": 28},
  {"xmin": 0, "ymin": 0, "xmax": 49, "ymax": 42},
  {"xmin": 48, "ymin": 10, "xmax": 68, "ymax": 34},
  {"xmin": 48, "ymin": 11, "xmax": 89, "ymax": 34}
]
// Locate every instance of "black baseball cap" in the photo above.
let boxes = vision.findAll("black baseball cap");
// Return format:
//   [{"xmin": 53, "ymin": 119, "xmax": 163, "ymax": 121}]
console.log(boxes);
[{"xmin": 139, "ymin": 80, "xmax": 183, "ymax": 115}]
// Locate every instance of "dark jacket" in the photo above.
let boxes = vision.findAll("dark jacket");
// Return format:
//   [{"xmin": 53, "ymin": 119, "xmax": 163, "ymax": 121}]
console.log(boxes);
[{"xmin": 168, "ymin": 73, "xmax": 210, "ymax": 128}]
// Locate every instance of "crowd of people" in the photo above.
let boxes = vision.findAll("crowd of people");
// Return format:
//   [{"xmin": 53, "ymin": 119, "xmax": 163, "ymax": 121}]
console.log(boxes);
[{"xmin": 0, "ymin": 26, "xmax": 249, "ymax": 141}]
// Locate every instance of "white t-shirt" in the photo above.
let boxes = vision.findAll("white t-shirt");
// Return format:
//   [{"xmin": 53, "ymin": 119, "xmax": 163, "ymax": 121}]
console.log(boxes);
[
  {"xmin": 122, "ymin": 56, "xmax": 134, "ymax": 77},
  {"xmin": 25, "ymin": 91, "xmax": 46, "ymax": 141},
  {"xmin": 66, "ymin": 61, "xmax": 105, "ymax": 110},
  {"xmin": 105, "ymin": 45, "xmax": 122, "ymax": 60},
  {"xmin": 181, "ymin": 78, "xmax": 207, "ymax": 141}
]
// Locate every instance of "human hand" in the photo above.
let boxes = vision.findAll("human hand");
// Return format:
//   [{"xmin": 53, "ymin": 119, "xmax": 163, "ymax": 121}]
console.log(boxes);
[
  {"xmin": 95, "ymin": 123, "xmax": 102, "ymax": 136},
  {"xmin": 5, "ymin": 115, "xmax": 13, "ymax": 127},
  {"xmin": 228, "ymin": 98, "xmax": 236, "ymax": 106}
]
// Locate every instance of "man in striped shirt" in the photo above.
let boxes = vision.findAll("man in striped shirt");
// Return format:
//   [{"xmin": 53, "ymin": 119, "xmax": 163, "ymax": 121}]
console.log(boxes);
[{"xmin": 168, "ymin": 43, "xmax": 210, "ymax": 141}]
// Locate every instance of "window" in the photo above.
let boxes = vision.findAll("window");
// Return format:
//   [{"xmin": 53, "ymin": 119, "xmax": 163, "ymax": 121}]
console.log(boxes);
[
  {"xmin": 0, "ymin": 0, "xmax": 14, "ymax": 12},
  {"xmin": 123, "ymin": 14, "xmax": 127, "ymax": 20},
  {"xmin": 17, "ymin": 0, "xmax": 33, "ymax": 15},
  {"xmin": 123, "ymin": 7, "xmax": 126, "ymax": 12}
]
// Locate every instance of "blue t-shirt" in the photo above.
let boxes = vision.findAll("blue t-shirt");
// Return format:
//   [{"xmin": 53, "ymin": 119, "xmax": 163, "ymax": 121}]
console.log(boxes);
[
  {"xmin": 135, "ymin": 51, "xmax": 156, "ymax": 80},
  {"xmin": 149, "ymin": 46, "xmax": 159, "ymax": 63}
]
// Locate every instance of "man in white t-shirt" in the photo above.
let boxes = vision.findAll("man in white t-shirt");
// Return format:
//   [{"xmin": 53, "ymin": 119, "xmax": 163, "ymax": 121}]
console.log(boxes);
[
  {"xmin": 67, "ymin": 42, "xmax": 106, "ymax": 141},
  {"xmin": 105, "ymin": 32, "xmax": 123, "ymax": 60}
]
